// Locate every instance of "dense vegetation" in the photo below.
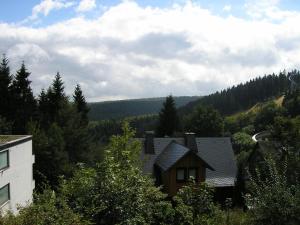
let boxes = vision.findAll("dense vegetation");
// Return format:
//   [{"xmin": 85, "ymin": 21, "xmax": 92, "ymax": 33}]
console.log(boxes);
[
  {"xmin": 0, "ymin": 56, "xmax": 97, "ymax": 188},
  {"xmin": 88, "ymin": 96, "xmax": 200, "ymax": 120},
  {"xmin": 180, "ymin": 70, "xmax": 298, "ymax": 115},
  {"xmin": 0, "ymin": 55, "xmax": 300, "ymax": 224}
]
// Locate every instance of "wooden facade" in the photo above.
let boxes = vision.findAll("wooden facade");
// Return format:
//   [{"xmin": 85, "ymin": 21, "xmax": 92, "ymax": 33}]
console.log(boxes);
[{"xmin": 158, "ymin": 152, "xmax": 206, "ymax": 196}]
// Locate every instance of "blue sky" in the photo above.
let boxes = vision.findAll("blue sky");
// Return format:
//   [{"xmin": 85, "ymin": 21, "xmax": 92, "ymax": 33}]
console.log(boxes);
[
  {"xmin": 0, "ymin": 0, "xmax": 300, "ymax": 101},
  {"xmin": 2, "ymin": 0, "xmax": 300, "ymax": 26}
]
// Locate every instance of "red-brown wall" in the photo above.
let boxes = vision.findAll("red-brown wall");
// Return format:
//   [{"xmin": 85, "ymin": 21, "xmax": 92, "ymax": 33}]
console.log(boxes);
[{"xmin": 161, "ymin": 152, "xmax": 206, "ymax": 196}]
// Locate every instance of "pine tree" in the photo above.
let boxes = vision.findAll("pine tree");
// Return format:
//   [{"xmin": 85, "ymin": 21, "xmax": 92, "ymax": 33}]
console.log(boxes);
[
  {"xmin": 0, "ymin": 55, "xmax": 12, "ymax": 119},
  {"xmin": 46, "ymin": 73, "xmax": 68, "ymax": 124},
  {"xmin": 156, "ymin": 95, "xmax": 179, "ymax": 137},
  {"xmin": 38, "ymin": 88, "xmax": 52, "ymax": 128},
  {"xmin": 52, "ymin": 72, "xmax": 66, "ymax": 102},
  {"xmin": 11, "ymin": 62, "xmax": 36, "ymax": 134},
  {"xmin": 73, "ymin": 84, "xmax": 89, "ymax": 125}
]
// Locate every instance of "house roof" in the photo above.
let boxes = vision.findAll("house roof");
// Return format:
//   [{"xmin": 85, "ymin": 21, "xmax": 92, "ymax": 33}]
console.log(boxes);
[
  {"xmin": 0, "ymin": 135, "xmax": 32, "ymax": 151},
  {"xmin": 155, "ymin": 141, "xmax": 214, "ymax": 171},
  {"xmin": 139, "ymin": 137, "xmax": 237, "ymax": 187}
]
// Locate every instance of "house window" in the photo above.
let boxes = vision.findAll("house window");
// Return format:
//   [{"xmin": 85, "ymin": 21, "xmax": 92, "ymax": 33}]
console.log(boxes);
[
  {"xmin": 0, "ymin": 184, "xmax": 10, "ymax": 206},
  {"xmin": 0, "ymin": 150, "xmax": 9, "ymax": 170},
  {"xmin": 188, "ymin": 168, "xmax": 197, "ymax": 181},
  {"xmin": 176, "ymin": 168, "xmax": 186, "ymax": 182}
]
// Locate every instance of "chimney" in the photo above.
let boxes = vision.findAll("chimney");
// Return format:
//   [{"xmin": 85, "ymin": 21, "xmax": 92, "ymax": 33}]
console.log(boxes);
[
  {"xmin": 145, "ymin": 131, "xmax": 155, "ymax": 154},
  {"xmin": 184, "ymin": 132, "xmax": 197, "ymax": 152}
]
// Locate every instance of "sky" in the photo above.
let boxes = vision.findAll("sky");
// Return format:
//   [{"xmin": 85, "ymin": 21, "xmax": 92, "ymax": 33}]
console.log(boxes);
[{"xmin": 0, "ymin": 0, "xmax": 300, "ymax": 102}]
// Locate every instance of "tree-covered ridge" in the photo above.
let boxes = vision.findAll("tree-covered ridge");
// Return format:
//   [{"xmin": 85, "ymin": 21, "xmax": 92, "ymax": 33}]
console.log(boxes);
[
  {"xmin": 180, "ymin": 70, "xmax": 299, "ymax": 115},
  {"xmin": 88, "ymin": 96, "xmax": 200, "ymax": 121}
]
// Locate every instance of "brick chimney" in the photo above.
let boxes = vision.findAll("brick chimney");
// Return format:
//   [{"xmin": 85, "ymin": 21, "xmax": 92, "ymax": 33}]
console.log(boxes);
[
  {"xmin": 184, "ymin": 132, "xmax": 197, "ymax": 152},
  {"xmin": 145, "ymin": 131, "xmax": 155, "ymax": 154}
]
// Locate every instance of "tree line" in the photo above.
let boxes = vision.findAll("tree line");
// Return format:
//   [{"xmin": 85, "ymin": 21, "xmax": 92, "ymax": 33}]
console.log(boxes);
[
  {"xmin": 179, "ymin": 70, "xmax": 297, "ymax": 115},
  {"xmin": 0, "ymin": 55, "xmax": 94, "ymax": 188}
]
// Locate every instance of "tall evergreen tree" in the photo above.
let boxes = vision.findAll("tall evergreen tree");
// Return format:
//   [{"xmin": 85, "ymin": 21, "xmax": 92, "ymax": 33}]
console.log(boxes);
[
  {"xmin": 73, "ymin": 84, "xmax": 89, "ymax": 125},
  {"xmin": 0, "ymin": 55, "xmax": 12, "ymax": 119},
  {"xmin": 38, "ymin": 88, "xmax": 52, "ymax": 128},
  {"xmin": 52, "ymin": 72, "xmax": 66, "ymax": 101},
  {"xmin": 46, "ymin": 73, "xmax": 68, "ymax": 124},
  {"xmin": 11, "ymin": 62, "xmax": 36, "ymax": 134},
  {"xmin": 156, "ymin": 95, "xmax": 179, "ymax": 137}
]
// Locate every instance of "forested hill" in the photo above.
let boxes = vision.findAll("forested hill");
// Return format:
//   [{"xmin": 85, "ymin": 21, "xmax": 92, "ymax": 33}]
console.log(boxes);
[
  {"xmin": 88, "ymin": 96, "xmax": 200, "ymax": 120},
  {"xmin": 179, "ymin": 70, "xmax": 300, "ymax": 116}
]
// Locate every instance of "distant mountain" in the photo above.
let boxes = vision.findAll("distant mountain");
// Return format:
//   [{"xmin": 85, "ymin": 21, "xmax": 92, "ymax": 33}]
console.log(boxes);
[{"xmin": 88, "ymin": 96, "xmax": 201, "ymax": 120}]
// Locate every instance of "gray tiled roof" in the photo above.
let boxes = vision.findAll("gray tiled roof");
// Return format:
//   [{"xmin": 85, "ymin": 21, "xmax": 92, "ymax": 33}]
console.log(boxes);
[
  {"xmin": 138, "ymin": 137, "xmax": 237, "ymax": 187},
  {"xmin": 155, "ymin": 141, "xmax": 190, "ymax": 171}
]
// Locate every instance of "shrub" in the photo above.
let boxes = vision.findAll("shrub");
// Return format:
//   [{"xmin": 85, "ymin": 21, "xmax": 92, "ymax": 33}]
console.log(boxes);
[{"xmin": 246, "ymin": 157, "xmax": 300, "ymax": 225}]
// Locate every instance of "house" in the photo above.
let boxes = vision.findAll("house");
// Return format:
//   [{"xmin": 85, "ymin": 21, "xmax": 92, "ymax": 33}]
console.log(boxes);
[
  {"xmin": 139, "ymin": 132, "xmax": 237, "ymax": 197},
  {"xmin": 0, "ymin": 135, "xmax": 35, "ymax": 214}
]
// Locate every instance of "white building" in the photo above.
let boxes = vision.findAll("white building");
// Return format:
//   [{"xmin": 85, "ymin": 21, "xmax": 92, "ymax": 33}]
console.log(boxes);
[{"xmin": 0, "ymin": 135, "xmax": 35, "ymax": 214}]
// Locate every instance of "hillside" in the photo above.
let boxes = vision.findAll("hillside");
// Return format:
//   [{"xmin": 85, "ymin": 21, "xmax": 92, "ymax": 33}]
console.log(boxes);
[
  {"xmin": 88, "ymin": 96, "xmax": 200, "ymax": 120},
  {"xmin": 179, "ymin": 70, "xmax": 300, "ymax": 116}
]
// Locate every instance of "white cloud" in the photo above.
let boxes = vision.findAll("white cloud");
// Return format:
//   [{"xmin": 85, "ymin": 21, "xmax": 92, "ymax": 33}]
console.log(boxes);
[
  {"xmin": 27, "ymin": 0, "xmax": 75, "ymax": 21},
  {"xmin": 76, "ymin": 0, "xmax": 96, "ymax": 12},
  {"xmin": 1, "ymin": 1, "xmax": 300, "ymax": 101},
  {"xmin": 244, "ymin": 0, "xmax": 298, "ymax": 20},
  {"xmin": 223, "ymin": 5, "xmax": 231, "ymax": 12}
]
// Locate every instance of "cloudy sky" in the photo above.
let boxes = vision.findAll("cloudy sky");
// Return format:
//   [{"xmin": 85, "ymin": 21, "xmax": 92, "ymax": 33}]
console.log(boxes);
[{"xmin": 1, "ymin": 0, "xmax": 300, "ymax": 102}]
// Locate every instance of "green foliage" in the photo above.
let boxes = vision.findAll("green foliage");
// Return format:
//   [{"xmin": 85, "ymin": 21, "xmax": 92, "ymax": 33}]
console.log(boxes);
[
  {"xmin": 232, "ymin": 132, "xmax": 255, "ymax": 154},
  {"xmin": 184, "ymin": 105, "xmax": 224, "ymax": 136},
  {"xmin": 62, "ymin": 122, "xmax": 173, "ymax": 225},
  {"xmin": 0, "ymin": 189, "xmax": 89, "ymax": 225},
  {"xmin": 88, "ymin": 96, "xmax": 200, "ymax": 121},
  {"xmin": 0, "ymin": 55, "xmax": 12, "ymax": 120},
  {"xmin": 10, "ymin": 62, "xmax": 37, "ymax": 134},
  {"xmin": 73, "ymin": 84, "xmax": 89, "ymax": 126},
  {"xmin": 246, "ymin": 157, "xmax": 300, "ymax": 225},
  {"xmin": 225, "ymin": 112, "xmax": 255, "ymax": 135},
  {"xmin": 0, "ymin": 116, "xmax": 12, "ymax": 134},
  {"xmin": 28, "ymin": 121, "xmax": 72, "ymax": 188},
  {"xmin": 180, "ymin": 71, "xmax": 291, "ymax": 115},
  {"xmin": 254, "ymin": 102, "xmax": 284, "ymax": 131},
  {"xmin": 173, "ymin": 182, "xmax": 220, "ymax": 225},
  {"xmin": 156, "ymin": 95, "xmax": 179, "ymax": 137},
  {"xmin": 283, "ymin": 89, "xmax": 300, "ymax": 117},
  {"xmin": 271, "ymin": 116, "xmax": 300, "ymax": 149}
]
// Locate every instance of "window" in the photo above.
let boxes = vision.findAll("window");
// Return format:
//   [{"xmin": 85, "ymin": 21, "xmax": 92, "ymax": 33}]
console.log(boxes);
[
  {"xmin": 0, "ymin": 184, "xmax": 10, "ymax": 206},
  {"xmin": 188, "ymin": 168, "xmax": 197, "ymax": 180},
  {"xmin": 176, "ymin": 168, "xmax": 186, "ymax": 182},
  {"xmin": 0, "ymin": 150, "xmax": 9, "ymax": 170}
]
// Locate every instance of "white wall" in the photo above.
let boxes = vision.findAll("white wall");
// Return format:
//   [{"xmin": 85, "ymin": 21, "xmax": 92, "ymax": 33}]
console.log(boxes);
[{"xmin": 0, "ymin": 140, "xmax": 34, "ymax": 214}]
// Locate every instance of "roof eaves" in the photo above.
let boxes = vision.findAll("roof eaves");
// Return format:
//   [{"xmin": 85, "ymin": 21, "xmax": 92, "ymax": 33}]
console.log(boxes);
[{"xmin": 0, "ymin": 135, "xmax": 32, "ymax": 151}]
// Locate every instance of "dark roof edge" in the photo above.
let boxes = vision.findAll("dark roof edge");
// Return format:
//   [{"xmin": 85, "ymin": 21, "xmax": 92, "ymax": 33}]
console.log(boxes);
[{"xmin": 0, "ymin": 136, "xmax": 32, "ymax": 151}]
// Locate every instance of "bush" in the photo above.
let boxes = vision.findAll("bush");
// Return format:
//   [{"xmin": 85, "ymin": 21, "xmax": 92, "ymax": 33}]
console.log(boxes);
[
  {"xmin": 246, "ymin": 157, "xmax": 300, "ymax": 225},
  {"xmin": 0, "ymin": 188, "xmax": 89, "ymax": 225}
]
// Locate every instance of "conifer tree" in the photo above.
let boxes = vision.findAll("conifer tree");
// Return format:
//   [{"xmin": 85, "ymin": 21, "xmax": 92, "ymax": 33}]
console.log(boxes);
[
  {"xmin": 46, "ymin": 73, "xmax": 68, "ymax": 124},
  {"xmin": 38, "ymin": 88, "xmax": 52, "ymax": 128},
  {"xmin": 11, "ymin": 62, "xmax": 36, "ymax": 134},
  {"xmin": 52, "ymin": 72, "xmax": 66, "ymax": 102},
  {"xmin": 0, "ymin": 55, "xmax": 12, "ymax": 119},
  {"xmin": 156, "ymin": 95, "xmax": 179, "ymax": 137},
  {"xmin": 73, "ymin": 84, "xmax": 89, "ymax": 125}
]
